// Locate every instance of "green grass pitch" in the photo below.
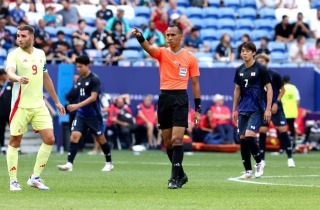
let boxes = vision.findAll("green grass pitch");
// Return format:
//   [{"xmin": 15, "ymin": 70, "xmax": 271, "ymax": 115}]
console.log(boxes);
[{"xmin": 1, "ymin": 150, "xmax": 320, "ymax": 210}]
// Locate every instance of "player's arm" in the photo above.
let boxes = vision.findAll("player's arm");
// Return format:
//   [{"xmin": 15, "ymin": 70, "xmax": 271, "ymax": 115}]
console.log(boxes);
[
  {"xmin": 6, "ymin": 53, "xmax": 29, "ymax": 84},
  {"xmin": 192, "ymin": 76, "xmax": 201, "ymax": 126},
  {"xmin": 232, "ymin": 84, "xmax": 240, "ymax": 124},
  {"xmin": 131, "ymin": 27, "xmax": 159, "ymax": 58},
  {"xmin": 261, "ymin": 66, "xmax": 273, "ymax": 123},
  {"xmin": 43, "ymin": 72, "xmax": 66, "ymax": 115},
  {"xmin": 77, "ymin": 92, "xmax": 99, "ymax": 109}
]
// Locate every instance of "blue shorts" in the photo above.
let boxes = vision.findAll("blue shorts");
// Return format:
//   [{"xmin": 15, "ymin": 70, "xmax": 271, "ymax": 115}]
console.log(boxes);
[
  {"xmin": 261, "ymin": 108, "xmax": 287, "ymax": 127},
  {"xmin": 237, "ymin": 112, "xmax": 263, "ymax": 135},
  {"xmin": 71, "ymin": 116, "xmax": 104, "ymax": 137}
]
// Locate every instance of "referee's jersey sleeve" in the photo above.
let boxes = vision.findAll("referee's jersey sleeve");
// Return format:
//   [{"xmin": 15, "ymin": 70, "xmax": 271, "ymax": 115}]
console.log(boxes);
[{"xmin": 189, "ymin": 53, "xmax": 200, "ymax": 77}]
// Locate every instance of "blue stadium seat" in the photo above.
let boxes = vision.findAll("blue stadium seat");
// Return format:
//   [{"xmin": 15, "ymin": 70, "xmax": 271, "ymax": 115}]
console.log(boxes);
[
  {"xmin": 234, "ymin": 29, "xmax": 251, "ymax": 41},
  {"xmin": 312, "ymin": 1, "xmax": 320, "ymax": 9},
  {"xmin": 203, "ymin": 7, "xmax": 219, "ymax": 19},
  {"xmin": 255, "ymin": 19, "xmax": 275, "ymax": 31},
  {"xmin": 44, "ymin": 26, "xmax": 57, "ymax": 38},
  {"xmin": 199, "ymin": 61, "xmax": 214, "ymax": 68},
  {"xmin": 260, "ymin": 8, "xmax": 276, "ymax": 20},
  {"xmin": 134, "ymin": 6, "xmax": 150, "ymax": 18},
  {"xmin": 282, "ymin": 63, "xmax": 298, "ymax": 67},
  {"xmin": 201, "ymin": 29, "xmax": 219, "ymax": 41},
  {"xmin": 268, "ymin": 41, "xmax": 286, "ymax": 53},
  {"xmin": 252, "ymin": 29, "xmax": 269, "ymax": 41},
  {"xmin": 0, "ymin": 48, "xmax": 7, "ymax": 65},
  {"xmin": 213, "ymin": 62, "xmax": 228, "ymax": 67},
  {"xmin": 84, "ymin": 27, "xmax": 96, "ymax": 37},
  {"xmin": 118, "ymin": 60, "xmax": 131, "ymax": 67},
  {"xmin": 236, "ymin": 19, "xmax": 254, "ymax": 30},
  {"xmin": 241, "ymin": 0, "xmax": 256, "ymax": 8},
  {"xmin": 189, "ymin": 18, "xmax": 204, "ymax": 29},
  {"xmin": 56, "ymin": 26, "xmax": 75, "ymax": 42},
  {"xmin": 129, "ymin": 17, "xmax": 149, "ymax": 28},
  {"xmin": 237, "ymin": 8, "xmax": 256, "ymax": 20},
  {"xmin": 126, "ymin": 39, "xmax": 142, "ymax": 51},
  {"xmin": 203, "ymin": 18, "xmax": 218, "ymax": 29},
  {"xmin": 217, "ymin": 18, "xmax": 235, "ymax": 30},
  {"xmin": 186, "ymin": 7, "xmax": 203, "ymax": 19},
  {"xmin": 268, "ymin": 63, "xmax": 283, "ymax": 68},
  {"xmin": 85, "ymin": 49, "xmax": 102, "ymax": 59},
  {"xmin": 177, "ymin": 6, "xmax": 186, "ymax": 14},
  {"xmin": 208, "ymin": 0, "xmax": 220, "ymax": 8},
  {"xmin": 210, "ymin": 40, "xmax": 220, "ymax": 52},
  {"xmin": 177, "ymin": 0, "xmax": 190, "ymax": 8},
  {"xmin": 5, "ymin": 25, "xmax": 17, "ymax": 36},
  {"xmin": 224, "ymin": 0, "xmax": 240, "ymax": 9},
  {"xmin": 82, "ymin": 16, "xmax": 96, "ymax": 27},
  {"xmin": 216, "ymin": 29, "xmax": 235, "ymax": 41},
  {"xmin": 132, "ymin": 60, "xmax": 146, "ymax": 67},
  {"xmin": 194, "ymin": 52, "xmax": 213, "ymax": 60},
  {"xmin": 122, "ymin": 50, "xmax": 143, "ymax": 59},
  {"xmin": 218, "ymin": 8, "xmax": 235, "ymax": 19},
  {"xmin": 270, "ymin": 52, "xmax": 288, "ymax": 61}
]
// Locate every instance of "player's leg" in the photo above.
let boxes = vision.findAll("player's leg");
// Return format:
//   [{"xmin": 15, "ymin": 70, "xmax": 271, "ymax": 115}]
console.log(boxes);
[
  {"xmin": 238, "ymin": 114, "xmax": 253, "ymax": 178},
  {"xmin": 0, "ymin": 115, "xmax": 7, "ymax": 153},
  {"xmin": 259, "ymin": 126, "xmax": 268, "ymax": 166},
  {"xmin": 96, "ymin": 135, "xmax": 114, "ymax": 171}
]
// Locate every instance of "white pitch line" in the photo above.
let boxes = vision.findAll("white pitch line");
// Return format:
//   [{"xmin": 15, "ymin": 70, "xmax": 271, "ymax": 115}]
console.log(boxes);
[{"xmin": 228, "ymin": 175, "xmax": 320, "ymax": 187}]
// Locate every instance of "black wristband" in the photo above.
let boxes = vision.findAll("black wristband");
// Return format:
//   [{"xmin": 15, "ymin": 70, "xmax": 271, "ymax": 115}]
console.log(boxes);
[
  {"xmin": 136, "ymin": 35, "xmax": 145, "ymax": 43},
  {"xmin": 194, "ymin": 98, "xmax": 202, "ymax": 113}
]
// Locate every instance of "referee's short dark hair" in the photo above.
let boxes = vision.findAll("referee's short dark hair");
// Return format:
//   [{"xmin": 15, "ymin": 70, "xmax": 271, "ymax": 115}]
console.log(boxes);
[
  {"xmin": 75, "ymin": 55, "xmax": 91, "ymax": 65},
  {"xmin": 168, "ymin": 23, "xmax": 183, "ymax": 35},
  {"xmin": 0, "ymin": 69, "xmax": 6, "ymax": 75},
  {"xmin": 17, "ymin": 25, "xmax": 35, "ymax": 34},
  {"xmin": 240, "ymin": 41, "xmax": 256, "ymax": 53}
]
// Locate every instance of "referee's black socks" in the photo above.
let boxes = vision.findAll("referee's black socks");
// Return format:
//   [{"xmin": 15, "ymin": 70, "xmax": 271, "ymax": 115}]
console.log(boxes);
[
  {"xmin": 259, "ymin": 133, "xmax": 267, "ymax": 160},
  {"xmin": 171, "ymin": 145, "xmax": 184, "ymax": 180},
  {"xmin": 167, "ymin": 148, "xmax": 185, "ymax": 178},
  {"xmin": 246, "ymin": 136, "xmax": 262, "ymax": 163},
  {"xmin": 68, "ymin": 142, "xmax": 79, "ymax": 164},
  {"xmin": 100, "ymin": 142, "xmax": 112, "ymax": 163},
  {"xmin": 240, "ymin": 138, "xmax": 252, "ymax": 171}
]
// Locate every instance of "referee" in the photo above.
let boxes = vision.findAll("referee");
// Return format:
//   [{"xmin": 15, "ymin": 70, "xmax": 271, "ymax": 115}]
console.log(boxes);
[{"xmin": 132, "ymin": 24, "xmax": 201, "ymax": 189}]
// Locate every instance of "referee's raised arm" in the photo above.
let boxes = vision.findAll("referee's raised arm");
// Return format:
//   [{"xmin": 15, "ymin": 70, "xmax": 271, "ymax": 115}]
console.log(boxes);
[{"xmin": 131, "ymin": 27, "xmax": 158, "ymax": 57}]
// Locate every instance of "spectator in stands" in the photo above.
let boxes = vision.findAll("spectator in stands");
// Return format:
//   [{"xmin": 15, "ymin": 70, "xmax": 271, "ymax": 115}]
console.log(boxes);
[
  {"xmin": 150, "ymin": 0, "xmax": 165, "ymax": 24},
  {"xmin": 198, "ymin": 108, "xmax": 214, "ymax": 141},
  {"xmin": 170, "ymin": 13, "xmax": 193, "ymax": 35},
  {"xmin": 113, "ymin": 20, "xmax": 128, "ymax": 52},
  {"xmin": 237, "ymin": 34, "xmax": 251, "ymax": 59},
  {"xmin": 184, "ymin": 27, "xmax": 210, "ymax": 53},
  {"xmin": 52, "ymin": 30, "xmax": 70, "ymax": 53},
  {"xmin": 143, "ymin": 20, "xmax": 166, "ymax": 47},
  {"xmin": 256, "ymin": 0, "xmax": 283, "ymax": 9},
  {"xmin": 96, "ymin": 0, "xmax": 113, "ymax": 22},
  {"xmin": 191, "ymin": 0, "xmax": 208, "ymax": 7},
  {"xmin": 56, "ymin": 0, "xmax": 81, "ymax": 28},
  {"xmin": 0, "ymin": 2, "xmax": 9, "ymax": 21},
  {"xmin": 71, "ymin": 39, "xmax": 88, "ymax": 63},
  {"xmin": 0, "ymin": 18, "xmax": 14, "ymax": 50},
  {"xmin": 72, "ymin": 19, "xmax": 90, "ymax": 49},
  {"xmin": 34, "ymin": 19, "xmax": 51, "ymax": 49},
  {"xmin": 92, "ymin": 19, "xmax": 114, "ymax": 51},
  {"xmin": 256, "ymin": 37, "xmax": 271, "ymax": 57},
  {"xmin": 210, "ymin": 94, "xmax": 234, "ymax": 144},
  {"xmin": 43, "ymin": 5, "xmax": 57, "ymax": 27},
  {"xmin": 42, "ymin": 43, "xmax": 54, "ymax": 64},
  {"xmin": 107, "ymin": 8, "xmax": 131, "ymax": 39},
  {"xmin": 289, "ymin": 35, "xmax": 308, "ymax": 64},
  {"xmin": 155, "ymin": 11, "xmax": 169, "ymax": 35},
  {"xmin": 215, "ymin": 33, "xmax": 235, "ymax": 62},
  {"xmin": 275, "ymin": 15, "xmax": 294, "ymax": 43},
  {"xmin": 109, "ymin": 0, "xmax": 120, "ymax": 6},
  {"xmin": 54, "ymin": 42, "xmax": 72, "ymax": 64},
  {"xmin": 311, "ymin": 9, "xmax": 320, "ymax": 39},
  {"xmin": 282, "ymin": 0, "xmax": 310, "ymax": 9},
  {"xmin": 9, "ymin": 0, "xmax": 28, "ymax": 26},
  {"xmin": 121, "ymin": 0, "xmax": 139, "ymax": 6},
  {"xmin": 167, "ymin": 0, "xmax": 182, "ymax": 18},
  {"xmin": 29, "ymin": 1, "xmax": 37, "ymax": 13},
  {"xmin": 291, "ymin": 12, "xmax": 310, "ymax": 39},
  {"xmin": 307, "ymin": 38, "xmax": 320, "ymax": 65},
  {"xmin": 104, "ymin": 43, "xmax": 124, "ymax": 66},
  {"xmin": 135, "ymin": 95, "xmax": 157, "ymax": 147}
]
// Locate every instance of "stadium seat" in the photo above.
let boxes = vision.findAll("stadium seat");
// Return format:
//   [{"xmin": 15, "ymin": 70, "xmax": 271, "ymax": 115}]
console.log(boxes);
[
  {"xmin": 312, "ymin": 1, "xmax": 320, "ymax": 9},
  {"xmin": 208, "ymin": 0, "xmax": 220, "ymax": 8},
  {"xmin": 201, "ymin": 29, "xmax": 219, "ymax": 41},
  {"xmin": 268, "ymin": 63, "xmax": 283, "ymax": 68},
  {"xmin": 122, "ymin": 50, "xmax": 143, "ymax": 59},
  {"xmin": 177, "ymin": 0, "xmax": 190, "ymax": 8},
  {"xmin": 189, "ymin": 18, "xmax": 204, "ymax": 29},
  {"xmin": 129, "ymin": 17, "xmax": 149, "ymax": 28},
  {"xmin": 176, "ymin": 6, "xmax": 186, "ymax": 14},
  {"xmin": 270, "ymin": 52, "xmax": 288, "ymax": 61},
  {"xmin": 35, "ymin": 3, "xmax": 45, "ymax": 14},
  {"xmin": 9, "ymin": 2, "xmax": 29, "ymax": 12},
  {"xmin": 218, "ymin": 8, "xmax": 235, "ymax": 19},
  {"xmin": 217, "ymin": 18, "xmax": 235, "ymax": 30},
  {"xmin": 5, "ymin": 25, "xmax": 17, "ymax": 36},
  {"xmin": 260, "ymin": 8, "xmax": 276, "ymax": 20},
  {"xmin": 44, "ymin": 26, "xmax": 57, "ymax": 38},
  {"xmin": 118, "ymin": 60, "xmax": 131, "ymax": 67},
  {"xmin": 252, "ymin": 29, "xmax": 269, "ymax": 41},
  {"xmin": 186, "ymin": 7, "xmax": 203, "ymax": 19},
  {"xmin": 126, "ymin": 39, "xmax": 142, "ymax": 51},
  {"xmin": 56, "ymin": 26, "xmax": 75, "ymax": 41},
  {"xmin": 253, "ymin": 41, "xmax": 261, "ymax": 49},
  {"xmin": 282, "ymin": 63, "xmax": 299, "ymax": 67},
  {"xmin": 268, "ymin": 41, "xmax": 286, "ymax": 53},
  {"xmin": 203, "ymin": 7, "xmax": 219, "ymax": 19},
  {"xmin": 224, "ymin": 0, "xmax": 240, "ymax": 10},
  {"xmin": 210, "ymin": 40, "xmax": 220, "ymax": 52},
  {"xmin": 85, "ymin": 49, "xmax": 103, "ymax": 59},
  {"xmin": 213, "ymin": 62, "xmax": 228, "ymax": 67},
  {"xmin": 134, "ymin": 6, "xmax": 150, "ymax": 18},
  {"xmin": 255, "ymin": 19, "xmax": 275, "ymax": 31},
  {"xmin": 237, "ymin": 8, "xmax": 257, "ymax": 20},
  {"xmin": 0, "ymin": 48, "xmax": 7, "ymax": 65},
  {"xmin": 77, "ymin": 4, "xmax": 98, "ymax": 17},
  {"xmin": 194, "ymin": 52, "xmax": 213, "ymax": 59},
  {"xmin": 199, "ymin": 61, "xmax": 214, "ymax": 68},
  {"xmin": 234, "ymin": 29, "xmax": 251, "ymax": 41},
  {"xmin": 132, "ymin": 60, "xmax": 146, "ymax": 67},
  {"xmin": 203, "ymin": 18, "xmax": 218, "ymax": 29},
  {"xmin": 241, "ymin": 0, "xmax": 257, "ymax": 9},
  {"xmin": 236, "ymin": 19, "xmax": 254, "ymax": 30},
  {"xmin": 216, "ymin": 29, "xmax": 235, "ymax": 41},
  {"xmin": 84, "ymin": 27, "xmax": 96, "ymax": 37},
  {"xmin": 82, "ymin": 16, "xmax": 96, "ymax": 27}
]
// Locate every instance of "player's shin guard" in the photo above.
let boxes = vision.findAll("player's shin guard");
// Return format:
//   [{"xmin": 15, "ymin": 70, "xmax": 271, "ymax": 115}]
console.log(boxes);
[
  {"xmin": 279, "ymin": 132, "xmax": 293, "ymax": 158},
  {"xmin": 7, "ymin": 145, "xmax": 19, "ymax": 180},
  {"xmin": 33, "ymin": 143, "xmax": 53, "ymax": 176},
  {"xmin": 259, "ymin": 133, "xmax": 267, "ymax": 160},
  {"xmin": 246, "ymin": 136, "xmax": 262, "ymax": 163},
  {"xmin": 100, "ymin": 142, "xmax": 112, "ymax": 162},
  {"xmin": 67, "ymin": 142, "xmax": 79, "ymax": 164},
  {"xmin": 171, "ymin": 145, "xmax": 184, "ymax": 179},
  {"xmin": 167, "ymin": 148, "xmax": 185, "ymax": 177},
  {"xmin": 240, "ymin": 138, "xmax": 252, "ymax": 171}
]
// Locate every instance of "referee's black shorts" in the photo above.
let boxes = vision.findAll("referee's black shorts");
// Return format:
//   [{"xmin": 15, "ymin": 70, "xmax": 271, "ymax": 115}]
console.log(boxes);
[{"xmin": 157, "ymin": 90, "xmax": 189, "ymax": 130}]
